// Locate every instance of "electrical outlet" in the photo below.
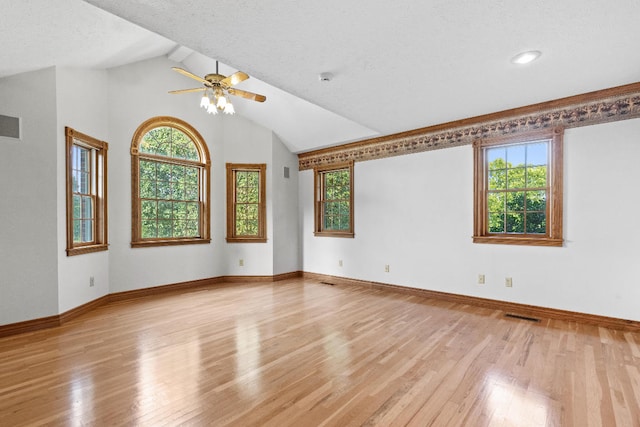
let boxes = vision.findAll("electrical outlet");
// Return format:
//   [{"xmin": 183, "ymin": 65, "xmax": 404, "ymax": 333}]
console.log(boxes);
[
  {"xmin": 89, "ymin": 276, "xmax": 95, "ymax": 287},
  {"xmin": 384, "ymin": 264, "xmax": 390, "ymax": 273},
  {"xmin": 478, "ymin": 274, "xmax": 485, "ymax": 284},
  {"xmin": 239, "ymin": 259, "xmax": 244, "ymax": 267},
  {"xmin": 338, "ymin": 260, "xmax": 343, "ymax": 267},
  {"xmin": 505, "ymin": 277, "xmax": 513, "ymax": 287}
]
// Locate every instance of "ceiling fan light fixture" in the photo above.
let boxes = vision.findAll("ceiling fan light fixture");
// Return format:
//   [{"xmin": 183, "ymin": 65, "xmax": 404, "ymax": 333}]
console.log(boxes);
[
  {"xmin": 200, "ymin": 92, "xmax": 210, "ymax": 109},
  {"xmin": 169, "ymin": 65, "xmax": 265, "ymax": 117},
  {"xmin": 511, "ymin": 50, "xmax": 542, "ymax": 65},
  {"xmin": 207, "ymin": 99, "xmax": 218, "ymax": 115},
  {"xmin": 216, "ymin": 94, "xmax": 228, "ymax": 109}
]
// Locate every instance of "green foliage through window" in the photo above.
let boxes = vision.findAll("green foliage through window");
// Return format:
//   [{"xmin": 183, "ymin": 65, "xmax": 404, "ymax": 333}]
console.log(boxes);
[
  {"xmin": 234, "ymin": 171, "xmax": 260, "ymax": 236},
  {"xmin": 138, "ymin": 128, "xmax": 202, "ymax": 239},
  {"xmin": 486, "ymin": 141, "xmax": 548, "ymax": 234},
  {"xmin": 320, "ymin": 168, "xmax": 351, "ymax": 232}
]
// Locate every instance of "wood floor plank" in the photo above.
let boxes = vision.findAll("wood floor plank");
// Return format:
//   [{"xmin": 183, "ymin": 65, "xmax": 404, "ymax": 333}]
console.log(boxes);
[{"xmin": 1, "ymin": 278, "xmax": 639, "ymax": 426}]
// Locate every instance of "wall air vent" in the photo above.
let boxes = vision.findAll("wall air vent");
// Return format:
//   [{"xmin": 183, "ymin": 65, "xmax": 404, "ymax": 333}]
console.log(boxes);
[{"xmin": 0, "ymin": 115, "xmax": 21, "ymax": 139}]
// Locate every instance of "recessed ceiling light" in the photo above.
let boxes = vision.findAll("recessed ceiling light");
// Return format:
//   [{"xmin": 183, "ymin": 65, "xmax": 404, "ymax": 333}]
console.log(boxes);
[{"xmin": 511, "ymin": 50, "xmax": 542, "ymax": 65}]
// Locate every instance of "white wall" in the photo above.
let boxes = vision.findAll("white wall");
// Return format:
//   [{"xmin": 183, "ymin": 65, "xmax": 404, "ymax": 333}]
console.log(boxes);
[
  {"xmin": 106, "ymin": 56, "xmax": 227, "ymax": 292},
  {"xmin": 56, "ymin": 68, "xmax": 110, "ymax": 313},
  {"xmin": 0, "ymin": 68, "xmax": 59, "ymax": 324},
  {"xmin": 301, "ymin": 118, "xmax": 640, "ymax": 321},
  {"xmin": 272, "ymin": 133, "xmax": 300, "ymax": 275},
  {"xmin": 222, "ymin": 114, "xmax": 274, "ymax": 276}
]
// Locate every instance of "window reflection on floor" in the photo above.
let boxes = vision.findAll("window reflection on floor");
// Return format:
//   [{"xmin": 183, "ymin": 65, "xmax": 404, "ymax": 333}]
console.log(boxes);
[{"xmin": 486, "ymin": 371, "xmax": 549, "ymax": 426}]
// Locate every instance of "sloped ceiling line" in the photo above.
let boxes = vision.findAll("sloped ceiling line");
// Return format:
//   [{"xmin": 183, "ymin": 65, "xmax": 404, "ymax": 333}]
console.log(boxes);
[{"xmin": 298, "ymin": 84, "xmax": 640, "ymax": 170}]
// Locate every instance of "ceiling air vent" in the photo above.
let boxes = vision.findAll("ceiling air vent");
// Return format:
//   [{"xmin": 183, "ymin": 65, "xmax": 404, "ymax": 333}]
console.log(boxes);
[{"xmin": 0, "ymin": 115, "xmax": 20, "ymax": 139}]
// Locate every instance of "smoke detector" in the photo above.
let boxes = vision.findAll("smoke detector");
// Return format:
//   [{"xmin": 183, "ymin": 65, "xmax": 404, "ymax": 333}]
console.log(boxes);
[{"xmin": 318, "ymin": 72, "xmax": 333, "ymax": 82}]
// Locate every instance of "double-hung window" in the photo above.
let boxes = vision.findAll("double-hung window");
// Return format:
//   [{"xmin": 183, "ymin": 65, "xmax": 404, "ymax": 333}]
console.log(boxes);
[
  {"xmin": 131, "ymin": 117, "xmax": 211, "ymax": 247},
  {"xmin": 314, "ymin": 161, "xmax": 354, "ymax": 237},
  {"xmin": 473, "ymin": 128, "xmax": 563, "ymax": 246},
  {"xmin": 65, "ymin": 127, "xmax": 108, "ymax": 256},
  {"xmin": 226, "ymin": 163, "xmax": 267, "ymax": 242}
]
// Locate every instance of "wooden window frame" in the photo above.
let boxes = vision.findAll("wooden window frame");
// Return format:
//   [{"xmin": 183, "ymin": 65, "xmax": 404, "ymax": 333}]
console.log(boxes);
[
  {"xmin": 314, "ymin": 161, "xmax": 354, "ymax": 238},
  {"xmin": 473, "ymin": 127, "xmax": 563, "ymax": 247},
  {"xmin": 225, "ymin": 163, "xmax": 267, "ymax": 243},
  {"xmin": 130, "ymin": 116, "xmax": 211, "ymax": 248},
  {"xmin": 65, "ymin": 127, "xmax": 108, "ymax": 256}
]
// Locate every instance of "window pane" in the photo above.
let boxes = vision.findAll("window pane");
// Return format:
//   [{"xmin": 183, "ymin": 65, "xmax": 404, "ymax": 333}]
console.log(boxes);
[
  {"xmin": 81, "ymin": 196, "xmax": 93, "ymax": 219},
  {"xmin": 79, "ymin": 171, "xmax": 90, "ymax": 194},
  {"xmin": 186, "ymin": 220, "xmax": 199, "ymax": 236},
  {"xmin": 506, "ymin": 213, "xmax": 524, "ymax": 233},
  {"xmin": 247, "ymin": 171, "xmax": 259, "ymax": 187},
  {"xmin": 247, "ymin": 187, "xmax": 259, "ymax": 203},
  {"xmin": 526, "ymin": 212, "xmax": 546, "ymax": 234},
  {"xmin": 139, "ymin": 160, "xmax": 157, "ymax": 180},
  {"xmin": 73, "ymin": 219, "xmax": 82, "ymax": 242},
  {"xmin": 506, "ymin": 144, "xmax": 525, "ymax": 166},
  {"xmin": 185, "ymin": 167, "xmax": 199, "ymax": 185},
  {"xmin": 526, "ymin": 142, "xmax": 548, "ymax": 166},
  {"xmin": 157, "ymin": 181, "xmax": 171, "ymax": 199},
  {"xmin": 506, "ymin": 191, "xmax": 525, "ymax": 211},
  {"xmin": 142, "ymin": 220, "xmax": 157, "ymax": 238},
  {"xmin": 488, "ymin": 169, "xmax": 506, "ymax": 190},
  {"xmin": 72, "ymin": 170, "xmax": 81, "ymax": 193},
  {"xmin": 172, "ymin": 164, "xmax": 186, "ymax": 181},
  {"xmin": 158, "ymin": 201, "xmax": 172, "ymax": 219},
  {"xmin": 185, "ymin": 184, "xmax": 199, "ymax": 201},
  {"xmin": 236, "ymin": 187, "xmax": 248, "ymax": 203},
  {"xmin": 526, "ymin": 191, "xmax": 546, "ymax": 211},
  {"xmin": 488, "ymin": 212, "xmax": 504, "ymax": 233},
  {"xmin": 141, "ymin": 200, "xmax": 157, "ymax": 219},
  {"xmin": 526, "ymin": 166, "xmax": 547, "ymax": 187},
  {"xmin": 82, "ymin": 220, "xmax": 93, "ymax": 242},
  {"xmin": 171, "ymin": 184, "xmax": 186, "ymax": 201},
  {"xmin": 487, "ymin": 148, "xmax": 506, "ymax": 170},
  {"xmin": 487, "ymin": 192, "xmax": 505, "ymax": 213},
  {"xmin": 73, "ymin": 195, "xmax": 81, "ymax": 219},
  {"xmin": 140, "ymin": 179, "xmax": 156, "ymax": 198},
  {"xmin": 173, "ymin": 202, "xmax": 187, "ymax": 219},
  {"xmin": 186, "ymin": 202, "xmax": 199, "ymax": 219},
  {"xmin": 158, "ymin": 220, "xmax": 173, "ymax": 238},
  {"xmin": 507, "ymin": 167, "xmax": 526, "ymax": 189},
  {"xmin": 157, "ymin": 163, "xmax": 172, "ymax": 181},
  {"xmin": 173, "ymin": 220, "xmax": 186, "ymax": 237}
]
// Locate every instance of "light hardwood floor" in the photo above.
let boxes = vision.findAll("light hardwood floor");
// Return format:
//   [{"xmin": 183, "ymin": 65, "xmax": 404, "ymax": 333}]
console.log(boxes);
[{"xmin": 1, "ymin": 278, "xmax": 639, "ymax": 426}]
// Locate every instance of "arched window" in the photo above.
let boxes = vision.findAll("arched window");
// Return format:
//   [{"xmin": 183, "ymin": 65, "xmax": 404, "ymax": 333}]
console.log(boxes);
[{"xmin": 131, "ymin": 116, "xmax": 211, "ymax": 247}]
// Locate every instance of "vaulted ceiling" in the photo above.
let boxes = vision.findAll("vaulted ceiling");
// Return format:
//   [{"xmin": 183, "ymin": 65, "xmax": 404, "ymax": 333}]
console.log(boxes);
[{"xmin": 2, "ymin": 0, "xmax": 640, "ymax": 153}]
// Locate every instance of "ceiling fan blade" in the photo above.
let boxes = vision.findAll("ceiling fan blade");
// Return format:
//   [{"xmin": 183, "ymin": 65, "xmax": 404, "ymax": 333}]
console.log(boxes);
[
  {"xmin": 228, "ymin": 88, "xmax": 266, "ymax": 102},
  {"xmin": 221, "ymin": 71, "xmax": 249, "ymax": 88},
  {"xmin": 172, "ymin": 67, "xmax": 208, "ymax": 84},
  {"xmin": 168, "ymin": 88, "xmax": 207, "ymax": 94}
]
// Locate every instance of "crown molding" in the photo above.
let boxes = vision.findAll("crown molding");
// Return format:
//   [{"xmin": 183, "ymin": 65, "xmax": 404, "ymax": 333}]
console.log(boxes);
[{"xmin": 298, "ymin": 81, "xmax": 640, "ymax": 170}]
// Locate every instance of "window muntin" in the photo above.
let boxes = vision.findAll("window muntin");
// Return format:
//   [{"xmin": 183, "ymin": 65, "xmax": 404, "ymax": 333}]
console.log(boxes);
[
  {"xmin": 314, "ymin": 161, "xmax": 354, "ymax": 237},
  {"xmin": 65, "ymin": 127, "xmax": 108, "ymax": 256},
  {"xmin": 226, "ymin": 163, "xmax": 266, "ymax": 242},
  {"xmin": 131, "ymin": 117, "xmax": 210, "ymax": 247},
  {"xmin": 473, "ymin": 128, "xmax": 563, "ymax": 246}
]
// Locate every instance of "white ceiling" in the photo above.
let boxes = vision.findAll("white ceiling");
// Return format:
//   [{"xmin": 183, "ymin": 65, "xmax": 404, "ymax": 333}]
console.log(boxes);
[{"xmin": 2, "ymin": 0, "xmax": 640, "ymax": 153}]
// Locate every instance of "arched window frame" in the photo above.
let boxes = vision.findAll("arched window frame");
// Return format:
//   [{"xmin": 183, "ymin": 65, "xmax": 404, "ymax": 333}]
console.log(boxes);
[{"xmin": 130, "ymin": 116, "xmax": 211, "ymax": 247}]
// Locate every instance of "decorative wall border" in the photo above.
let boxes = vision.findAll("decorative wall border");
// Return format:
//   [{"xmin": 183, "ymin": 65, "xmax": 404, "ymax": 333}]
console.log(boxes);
[{"xmin": 298, "ymin": 82, "xmax": 640, "ymax": 170}]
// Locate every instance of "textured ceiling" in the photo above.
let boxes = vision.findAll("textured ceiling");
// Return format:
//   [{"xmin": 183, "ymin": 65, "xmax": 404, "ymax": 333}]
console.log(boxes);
[
  {"xmin": 0, "ymin": 0, "xmax": 175, "ymax": 78},
  {"xmin": 3, "ymin": 0, "xmax": 640, "ymax": 153}
]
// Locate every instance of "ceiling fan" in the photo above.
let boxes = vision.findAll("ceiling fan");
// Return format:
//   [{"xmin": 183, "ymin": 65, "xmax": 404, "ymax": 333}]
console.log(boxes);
[{"xmin": 169, "ymin": 61, "xmax": 266, "ymax": 115}]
